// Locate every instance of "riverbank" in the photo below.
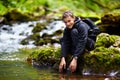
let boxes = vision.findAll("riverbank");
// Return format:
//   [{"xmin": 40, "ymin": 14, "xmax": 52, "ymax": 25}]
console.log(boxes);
[{"xmin": 23, "ymin": 33, "xmax": 120, "ymax": 76}]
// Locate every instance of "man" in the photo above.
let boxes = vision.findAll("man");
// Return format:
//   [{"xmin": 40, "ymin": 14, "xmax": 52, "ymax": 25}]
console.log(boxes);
[{"xmin": 59, "ymin": 11, "xmax": 94, "ymax": 73}]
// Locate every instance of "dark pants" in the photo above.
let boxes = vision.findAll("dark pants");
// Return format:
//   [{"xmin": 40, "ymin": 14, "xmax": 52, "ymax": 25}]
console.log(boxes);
[{"xmin": 60, "ymin": 28, "xmax": 79, "ymax": 56}]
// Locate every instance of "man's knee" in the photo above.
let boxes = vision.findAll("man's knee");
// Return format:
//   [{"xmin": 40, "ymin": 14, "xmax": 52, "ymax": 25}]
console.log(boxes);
[
  {"xmin": 71, "ymin": 28, "xmax": 78, "ymax": 35},
  {"xmin": 59, "ymin": 37, "xmax": 63, "ymax": 44},
  {"xmin": 86, "ymin": 38, "xmax": 95, "ymax": 51}
]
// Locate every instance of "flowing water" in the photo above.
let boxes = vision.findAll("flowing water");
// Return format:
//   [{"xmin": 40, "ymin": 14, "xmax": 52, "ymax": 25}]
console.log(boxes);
[
  {"xmin": 0, "ymin": 58, "xmax": 119, "ymax": 80},
  {"xmin": 0, "ymin": 21, "xmax": 120, "ymax": 80}
]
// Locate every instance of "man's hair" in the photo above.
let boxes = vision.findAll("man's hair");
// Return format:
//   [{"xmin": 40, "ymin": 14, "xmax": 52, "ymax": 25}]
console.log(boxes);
[{"xmin": 62, "ymin": 11, "xmax": 75, "ymax": 20}]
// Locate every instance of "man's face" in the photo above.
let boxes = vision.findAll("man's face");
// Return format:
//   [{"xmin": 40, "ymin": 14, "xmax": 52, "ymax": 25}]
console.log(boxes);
[{"xmin": 63, "ymin": 16, "xmax": 75, "ymax": 29}]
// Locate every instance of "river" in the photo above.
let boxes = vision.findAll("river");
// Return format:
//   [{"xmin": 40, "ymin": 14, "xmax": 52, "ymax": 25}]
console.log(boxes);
[{"xmin": 0, "ymin": 20, "xmax": 120, "ymax": 80}]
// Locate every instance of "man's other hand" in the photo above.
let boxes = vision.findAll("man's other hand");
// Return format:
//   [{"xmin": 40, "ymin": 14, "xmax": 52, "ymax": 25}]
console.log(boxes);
[
  {"xmin": 69, "ymin": 58, "xmax": 77, "ymax": 72},
  {"xmin": 59, "ymin": 57, "xmax": 66, "ymax": 73}
]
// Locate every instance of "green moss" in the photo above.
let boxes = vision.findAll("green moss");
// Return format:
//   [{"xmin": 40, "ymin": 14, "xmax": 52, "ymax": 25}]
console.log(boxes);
[
  {"xmin": 32, "ymin": 22, "xmax": 46, "ymax": 33},
  {"xmin": 4, "ymin": 9, "xmax": 34, "ymax": 22},
  {"xmin": 84, "ymin": 47, "xmax": 120, "ymax": 72},
  {"xmin": 38, "ymin": 39, "xmax": 45, "ymax": 46},
  {"xmin": 20, "ymin": 38, "xmax": 29, "ymax": 45},
  {"xmin": 30, "ymin": 46, "xmax": 60, "ymax": 60},
  {"xmin": 20, "ymin": 33, "xmax": 40, "ymax": 45},
  {"xmin": 29, "ymin": 46, "xmax": 60, "ymax": 65},
  {"xmin": 96, "ymin": 33, "xmax": 118, "ymax": 48},
  {"xmin": 29, "ymin": 33, "xmax": 40, "ymax": 41}
]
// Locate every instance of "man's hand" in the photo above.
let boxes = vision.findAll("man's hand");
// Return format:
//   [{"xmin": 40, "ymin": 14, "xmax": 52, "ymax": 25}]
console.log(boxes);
[
  {"xmin": 69, "ymin": 58, "xmax": 77, "ymax": 72},
  {"xmin": 59, "ymin": 57, "xmax": 66, "ymax": 73}
]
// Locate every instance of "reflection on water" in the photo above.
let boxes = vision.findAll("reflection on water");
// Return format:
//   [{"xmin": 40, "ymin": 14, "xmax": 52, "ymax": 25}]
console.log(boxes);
[
  {"xmin": 0, "ymin": 52, "xmax": 119, "ymax": 80},
  {"xmin": 0, "ymin": 60, "xmax": 40, "ymax": 80},
  {"xmin": 59, "ymin": 74, "xmax": 120, "ymax": 80},
  {"xmin": 0, "ymin": 60, "xmax": 120, "ymax": 80}
]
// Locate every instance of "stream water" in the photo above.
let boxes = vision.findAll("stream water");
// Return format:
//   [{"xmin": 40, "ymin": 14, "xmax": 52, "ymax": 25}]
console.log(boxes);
[
  {"xmin": 0, "ymin": 58, "xmax": 119, "ymax": 80},
  {"xmin": 0, "ymin": 21, "xmax": 120, "ymax": 80}
]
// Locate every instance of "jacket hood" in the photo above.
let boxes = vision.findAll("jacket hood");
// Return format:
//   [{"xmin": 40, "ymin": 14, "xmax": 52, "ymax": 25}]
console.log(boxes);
[{"xmin": 73, "ymin": 17, "xmax": 81, "ymax": 27}]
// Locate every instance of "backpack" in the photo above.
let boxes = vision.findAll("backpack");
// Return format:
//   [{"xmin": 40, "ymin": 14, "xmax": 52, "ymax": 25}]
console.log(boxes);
[{"xmin": 82, "ymin": 18, "xmax": 100, "ymax": 51}]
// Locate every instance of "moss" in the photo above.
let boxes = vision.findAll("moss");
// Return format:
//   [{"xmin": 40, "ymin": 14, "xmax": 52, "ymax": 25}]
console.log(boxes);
[
  {"xmin": 20, "ymin": 33, "xmax": 40, "ymax": 45},
  {"xmin": 36, "ymin": 38, "xmax": 59, "ymax": 46},
  {"xmin": 84, "ymin": 47, "xmax": 120, "ymax": 73},
  {"xmin": 37, "ymin": 39, "xmax": 45, "ymax": 46},
  {"xmin": 4, "ymin": 9, "xmax": 34, "ymax": 23},
  {"xmin": 96, "ymin": 33, "xmax": 118, "ymax": 48},
  {"xmin": 101, "ymin": 10, "xmax": 120, "ymax": 24},
  {"xmin": 52, "ymin": 30, "xmax": 63, "ymax": 36},
  {"xmin": 20, "ymin": 38, "xmax": 29, "ymax": 45},
  {"xmin": 29, "ymin": 33, "xmax": 40, "ymax": 41},
  {"xmin": 27, "ymin": 45, "xmax": 120, "ymax": 73},
  {"xmin": 32, "ymin": 22, "xmax": 46, "ymax": 33},
  {"xmin": 30, "ymin": 46, "xmax": 60, "ymax": 59},
  {"xmin": 99, "ymin": 10, "xmax": 120, "ymax": 35},
  {"xmin": 29, "ymin": 46, "xmax": 60, "ymax": 66}
]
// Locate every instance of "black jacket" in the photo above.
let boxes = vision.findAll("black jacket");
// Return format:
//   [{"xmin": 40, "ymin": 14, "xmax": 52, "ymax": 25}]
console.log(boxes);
[{"xmin": 61, "ymin": 17, "xmax": 90, "ymax": 57}]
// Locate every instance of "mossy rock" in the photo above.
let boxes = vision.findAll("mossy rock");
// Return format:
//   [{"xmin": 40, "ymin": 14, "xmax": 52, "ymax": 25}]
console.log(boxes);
[
  {"xmin": 99, "ymin": 10, "xmax": 120, "ymax": 35},
  {"xmin": 32, "ymin": 22, "xmax": 47, "ymax": 33},
  {"xmin": 41, "ymin": 33, "xmax": 53, "ymax": 38},
  {"xmin": 36, "ymin": 37, "xmax": 59, "ymax": 46},
  {"xmin": 20, "ymin": 38, "xmax": 29, "ymax": 45},
  {"xmin": 96, "ymin": 33, "xmax": 119, "ymax": 48},
  {"xmin": 20, "ymin": 33, "xmax": 40, "ymax": 45},
  {"xmin": 101, "ymin": 10, "xmax": 120, "ymax": 24},
  {"xmin": 29, "ymin": 33, "xmax": 40, "ymax": 40},
  {"xmin": 4, "ymin": 9, "xmax": 34, "ymax": 24},
  {"xmin": 84, "ymin": 47, "xmax": 120, "ymax": 73},
  {"xmin": 29, "ymin": 46, "xmax": 60, "ymax": 66},
  {"xmin": 52, "ymin": 30, "xmax": 63, "ymax": 36},
  {"xmin": 84, "ymin": 33, "xmax": 120, "ymax": 73}
]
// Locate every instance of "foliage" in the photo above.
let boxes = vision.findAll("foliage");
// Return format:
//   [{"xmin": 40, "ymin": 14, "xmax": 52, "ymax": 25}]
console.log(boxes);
[
  {"xmin": 0, "ymin": 0, "xmax": 48, "ymax": 15},
  {"xmin": 0, "ymin": 0, "xmax": 120, "ymax": 18},
  {"xmin": 47, "ymin": 0, "xmax": 120, "ymax": 18},
  {"xmin": 0, "ymin": 1, "xmax": 7, "ymax": 15}
]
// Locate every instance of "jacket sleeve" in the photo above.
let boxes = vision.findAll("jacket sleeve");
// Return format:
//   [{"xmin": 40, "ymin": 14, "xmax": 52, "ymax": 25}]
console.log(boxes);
[
  {"xmin": 60, "ymin": 28, "xmax": 71, "ymax": 57},
  {"xmin": 73, "ymin": 23, "xmax": 88, "ymax": 57}
]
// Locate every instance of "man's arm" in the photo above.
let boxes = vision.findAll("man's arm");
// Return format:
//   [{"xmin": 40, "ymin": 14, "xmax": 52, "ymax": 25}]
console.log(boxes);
[
  {"xmin": 60, "ymin": 28, "xmax": 71, "ymax": 57},
  {"xmin": 73, "ymin": 23, "xmax": 88, "ymax": 58}
]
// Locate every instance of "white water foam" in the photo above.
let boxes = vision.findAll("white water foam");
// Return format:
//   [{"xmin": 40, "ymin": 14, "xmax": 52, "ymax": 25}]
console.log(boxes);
[{"xmin": 0, "ymin": 20, "xmax": 65, "ymax": 52}]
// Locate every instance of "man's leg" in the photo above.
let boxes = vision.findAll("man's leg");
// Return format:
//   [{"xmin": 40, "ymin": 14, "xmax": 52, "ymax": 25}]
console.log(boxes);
[
  {"xmin": 60, "ymin": 37, "xmax": 72, "ymax": 57},
  {"xmin": 59, "ymin": 38, "xmax": 72, "ymax": 73},
  {"xmin": 70, "ymin": 28, "xmax": 79, "ymax": 48}
]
